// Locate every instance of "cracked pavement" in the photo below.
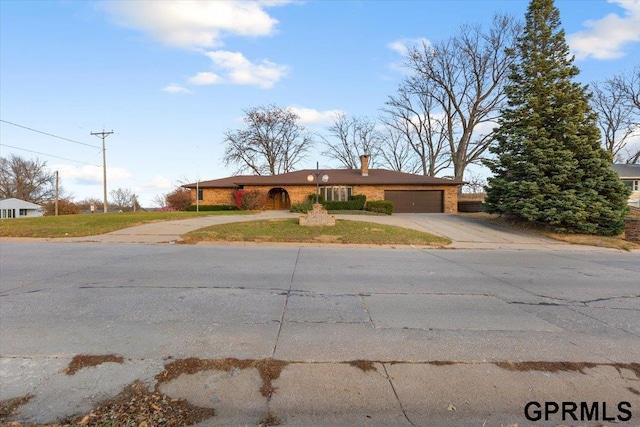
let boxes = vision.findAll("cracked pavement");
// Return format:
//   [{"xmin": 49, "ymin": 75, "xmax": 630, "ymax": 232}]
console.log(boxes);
[{"xmin": 1, "ymin": 241, "xmax": 639, "ymax": 425}]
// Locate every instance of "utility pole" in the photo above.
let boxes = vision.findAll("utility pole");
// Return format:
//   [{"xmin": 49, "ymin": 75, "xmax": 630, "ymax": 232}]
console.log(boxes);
[
  {"xmin": 54, "ymin": 170, "xmax": 59, "ymax": 216},
  {"xmin": 91, "ymin": 130, "xmax": 114, "ymax": 213}
]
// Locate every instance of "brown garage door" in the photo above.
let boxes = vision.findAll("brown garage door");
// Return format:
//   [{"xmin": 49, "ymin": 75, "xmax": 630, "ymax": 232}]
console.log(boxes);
[{"xmin": 384, "ymin": 190, "xmax": 443, "ymax": 213}]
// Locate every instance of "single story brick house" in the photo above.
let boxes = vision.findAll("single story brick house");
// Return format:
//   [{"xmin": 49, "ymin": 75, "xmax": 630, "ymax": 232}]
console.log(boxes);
[
  {"xmin": 183, "ymin": 156, "xmax": 464, "ymax": 213},
  {"xmin": 0, "ymin": 198, "xmax": 44, "ymax": 219},
  {"xmin": 612, "ymin": 163, "xmax": 640, "ymax": 208}
]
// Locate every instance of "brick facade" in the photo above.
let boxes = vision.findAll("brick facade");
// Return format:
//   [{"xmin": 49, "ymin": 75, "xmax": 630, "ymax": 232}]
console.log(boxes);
[{"xmin": 193, "ymin": 184, "xmax": 458, "ymax": 213}]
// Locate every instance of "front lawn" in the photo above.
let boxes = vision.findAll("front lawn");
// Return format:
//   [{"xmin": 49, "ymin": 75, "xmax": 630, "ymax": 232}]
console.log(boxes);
[
  {"xmin": 181, "ymin": 218, "xmax": 451, "ymax": 246},
  {"xmin": 0, "ymin": 211, "xmax": 252, "ymax": 238}
]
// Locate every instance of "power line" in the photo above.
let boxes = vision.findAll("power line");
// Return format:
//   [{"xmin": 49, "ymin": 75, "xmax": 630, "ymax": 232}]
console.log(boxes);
[
  {"xmin": 0, "ymin": 143, "xmax": 100, "ymax": 167},
  {"xmin": 0, "ymin": 119, "xmax": 101, "ymax": 149}
]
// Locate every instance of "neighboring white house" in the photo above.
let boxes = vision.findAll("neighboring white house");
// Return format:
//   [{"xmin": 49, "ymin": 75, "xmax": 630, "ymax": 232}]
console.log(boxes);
[
  {"xmin": 612, "ymin": 164, "xmax": 640, "ymax": 208},
  {"xmin": 0, "ymin": 198, "xmax": 44, "ymax": 219}
]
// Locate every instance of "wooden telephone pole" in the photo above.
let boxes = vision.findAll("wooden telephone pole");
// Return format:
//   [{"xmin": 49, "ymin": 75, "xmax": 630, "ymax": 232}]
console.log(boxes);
[{"xmin": 91, "ymin": 130, "xmax": 114, "ymax": 213}]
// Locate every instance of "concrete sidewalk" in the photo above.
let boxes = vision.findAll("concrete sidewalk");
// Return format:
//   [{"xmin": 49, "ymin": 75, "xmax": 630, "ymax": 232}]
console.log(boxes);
[{"xmin": 3, "ymin": 357, "xmax": 638, "ymax": 426}]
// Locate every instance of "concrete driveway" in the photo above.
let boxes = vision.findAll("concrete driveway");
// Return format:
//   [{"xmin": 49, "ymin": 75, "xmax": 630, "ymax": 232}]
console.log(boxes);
[
  {"xmin": 334, "ymin": 213, "xmax": 576, "ymax": 250},
  {"xmin": 18, "ymin": 211, "xmax": 591, "ymax": 250}
]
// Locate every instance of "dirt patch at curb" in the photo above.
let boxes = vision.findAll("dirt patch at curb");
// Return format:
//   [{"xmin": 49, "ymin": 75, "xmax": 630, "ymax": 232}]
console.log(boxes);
[
  {"xmin": 0, "ymin": 383, "xmax": 214, "ymax": 427},
  {"xmin": 347, "ymin": 360, "xmax": 378, "ymax": 372},
  {"xmin": 0, "ymin": 395, "xmax": 33, "ymax": 422},
  {"xmin": 156, "ymin": 357, "xmax": 289, "ymax": 399},
  {"xmin": 3, "ymin": 359, "xmax": 638, "ymax": 426},
  {"xmin": 64, "ymin": 354, "xmax": 125, "ymax": 375},
  {"xmin": 62, "ymin": 381, "xmax": 214, "ymax": 426}
]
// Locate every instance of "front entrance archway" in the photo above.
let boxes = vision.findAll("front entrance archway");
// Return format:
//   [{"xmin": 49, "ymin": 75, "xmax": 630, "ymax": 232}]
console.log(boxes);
[{"xmin": 266, "ymin": 188, "xmax": 291, "ymax": 210}]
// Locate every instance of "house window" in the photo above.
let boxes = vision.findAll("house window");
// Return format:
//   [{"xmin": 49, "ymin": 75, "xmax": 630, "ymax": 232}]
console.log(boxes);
[
  {"xmin": 19, "ymin": 209, "xmax": 28, "ymax": 216},
  {"xmin": 320, "ymin": 186, "xmax": 352, "ymax": 202},
  {"xmin": 1, "ymin": 209, "xmax": 14, "ymax": 219},
  {"xmin": 623, "ymin": 180, "xmax": 639, "ymax": 191},
  {"xmin": 197, "ymin": 188, "xmax": 204, "ymax": 201}
]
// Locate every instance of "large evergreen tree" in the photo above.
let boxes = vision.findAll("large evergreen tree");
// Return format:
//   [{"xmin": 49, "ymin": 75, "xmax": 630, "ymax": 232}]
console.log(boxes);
[{"xmin": 484, "ymin": 0, "xmax": 629, "ymax": 235}]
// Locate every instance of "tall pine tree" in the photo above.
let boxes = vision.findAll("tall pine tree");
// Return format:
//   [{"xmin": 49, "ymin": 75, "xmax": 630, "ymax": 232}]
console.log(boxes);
[{"xmin": 484, "ymin": 0, "xmax": 629, "ymax": 235}]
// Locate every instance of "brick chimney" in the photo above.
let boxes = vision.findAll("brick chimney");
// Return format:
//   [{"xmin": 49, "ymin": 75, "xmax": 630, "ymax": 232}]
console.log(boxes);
[{"xmin": 360, "ymin": 154, "xmax": 370, "ymax": 176}]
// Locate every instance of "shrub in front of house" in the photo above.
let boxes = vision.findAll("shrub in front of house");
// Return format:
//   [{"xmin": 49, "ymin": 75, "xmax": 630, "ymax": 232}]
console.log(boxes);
[
  {"xmin": 242, "ymin": 190, "xmax": 267, "ymax": 210},
  {"xmin": 186, "ymin": 205, "xmax": 237, "ymax": 211},
  {"xmin": 307, "ymin": 193, "xmax": 326, "ymax": 204},
  {"xmin": 232, "ymin": 190, "xmax": 267, "ymax": 210},
  {"xmin": 290, "ymin": 202, "xmax": 313, "ymax": 213},
  {"xmin": 322, "ymin": 194, "xmax": 367, "ymax": 211},
  {"xmin": 365, "ymin": 200, "xmax": 393, "ymax": 215}
]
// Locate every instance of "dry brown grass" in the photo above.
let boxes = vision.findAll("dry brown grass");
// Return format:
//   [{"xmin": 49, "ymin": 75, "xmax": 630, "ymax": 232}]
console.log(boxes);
[{"xmin": 461, "ymin": 211, "xmax": 640, "ymax": 251}]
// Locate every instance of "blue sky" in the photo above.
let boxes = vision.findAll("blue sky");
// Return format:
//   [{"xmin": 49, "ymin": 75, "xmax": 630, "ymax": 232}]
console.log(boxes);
[{"xmin": 1, "ymin": 0, "xmax": 639, "ymax": 206}]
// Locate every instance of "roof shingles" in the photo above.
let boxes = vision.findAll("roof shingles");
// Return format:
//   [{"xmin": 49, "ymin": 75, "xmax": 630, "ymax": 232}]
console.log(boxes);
[{"xmin": 184, "ymin": 169, "xmax": 463, "ymax": 188}]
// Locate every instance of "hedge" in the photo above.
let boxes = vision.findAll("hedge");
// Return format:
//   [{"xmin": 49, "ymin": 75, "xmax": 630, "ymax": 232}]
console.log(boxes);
[
  {"xmin": 290, "ymin": 203, "xmax": 313, "ymax": 213},
  {"xmin": 365, "ymin": 200, "xmax": 393, "ymax": 215},
  {"xmin": 306, "ymin": 194, "xmax": 367, "ymax": 211},
  {"xmin": 186, "ymin": 205, "xmax": 238, "ymax": 211}
]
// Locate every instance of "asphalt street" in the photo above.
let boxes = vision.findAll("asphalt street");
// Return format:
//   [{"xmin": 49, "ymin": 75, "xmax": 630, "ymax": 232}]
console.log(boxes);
[{"xmin": 1, "ymin": 241, "xmax": 639, "ymax": 425}]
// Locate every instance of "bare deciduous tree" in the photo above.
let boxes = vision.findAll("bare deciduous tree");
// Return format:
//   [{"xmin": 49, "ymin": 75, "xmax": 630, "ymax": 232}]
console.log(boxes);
[
  {"xmin": 223, "ymin": 105, "xmax": 314, "ymax": 175},
  {"xmin": 591, "ymin": 73, "xmax": 638, "ymax": 163},
  {"xmin": 153, "ymin": 193, "xmax": 169, "ymax": 210},
  {"xmin": 399, "ymin": 14, "xmax": 519, "ymax": 181},
  {"xmin": 76, "ymin": 197, "xmax": 103, "ymax": 211},
  {"xmin": 109, "ymin": 187, "xmax": 134, "ymax": 211},
  {"xmin": 320, "ymin": 114, "xmax": 382, "ymax": 169},
  {"xmin": 378, "ymin": 126, "xmax": 421, "ymax": 173},
  {"xmin": 381, "ymin": 80, "xmax": 450, "ymax": 176},
  {"xmin": 615, "ymin": 65, "xmax": 640, "ymax": 111},
  {"xmin": 609, "ymin": 66, "xmax": 640, "ymax": 164},
  {"xmin": 0, "ymin": 154, "xmax": 55, "ymax": 204},
  {"xmin": 461, "ymin": 172, "xmax": 487, "ymax": 194}
]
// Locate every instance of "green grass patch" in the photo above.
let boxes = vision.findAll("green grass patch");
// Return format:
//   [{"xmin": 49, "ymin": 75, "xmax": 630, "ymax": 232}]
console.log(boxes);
[
  {"xmin": 0, "ymin": 211, "xmax": 253, "ymax": 238},
  {"xmin": 181, "ymin": 218, "xmax": 451, "ymax": 246}
]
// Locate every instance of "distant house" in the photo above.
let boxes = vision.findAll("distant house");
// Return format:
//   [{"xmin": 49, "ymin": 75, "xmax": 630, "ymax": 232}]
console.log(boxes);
[
  {"xmin": 0, "ymin": 198, "xmax": 44, "ymax": 219},
  {"xmin": 183, "ymin": 155, "xmax": 464, "ymax": 213},
  {"xmin": 612, "ymin": 164, "xmax": 640, "ymax": 208}
]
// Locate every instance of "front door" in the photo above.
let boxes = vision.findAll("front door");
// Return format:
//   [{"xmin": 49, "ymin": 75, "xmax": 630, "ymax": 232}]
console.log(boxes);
[{"xmin": 267, "ymin": 188, "xmax": 290, "ymax": 210}]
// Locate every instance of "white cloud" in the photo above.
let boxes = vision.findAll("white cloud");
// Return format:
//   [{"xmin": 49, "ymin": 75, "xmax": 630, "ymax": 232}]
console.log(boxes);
[
  {"xmin": 101, "ymin": 1, "xmax": 293, "ymax": 89},
  {"xmin": 193, "ymin": 50, "xmax": 288, "ymax": 89},
  {"xmin": 162, "ymin": 83, "xmax": 192, "ymax": 94},
  {"xmin": 52, "ymin": 164, "xmax": 132, "ymax": 185},
  {"xmin": 567, "ymin": 0, "xmax": 640, "ymax": 60},
  {"xmin": 187, "ymin": 72, "xmax": 223, "ymax": 85},
  {"xmin": 134, "ymin": 175, "xmax": 173, "ymax": 193},
  {"xmin": 288, "ymin": 106, "xmax": 345, "ymax": 124},
  {"xmin": 387, "ymin": 37, "xmax": 431, "ymax": 56},
  {"xmin": 102, "ymin": 0, "xmax": 290, "ymax": 49}
]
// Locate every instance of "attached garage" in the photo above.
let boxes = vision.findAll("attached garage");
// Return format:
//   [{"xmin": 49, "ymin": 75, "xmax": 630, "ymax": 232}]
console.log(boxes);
[{"xmin": 384, "ymin": 190, "xmax": 444, "ymax": 213}]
